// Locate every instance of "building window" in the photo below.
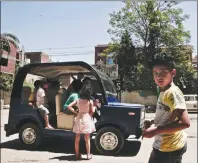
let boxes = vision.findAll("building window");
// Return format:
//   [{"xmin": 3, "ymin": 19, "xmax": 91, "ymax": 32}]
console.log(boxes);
[{"xmin": 0, "ymin": 39, "xmax": 10, "ymax": 52}]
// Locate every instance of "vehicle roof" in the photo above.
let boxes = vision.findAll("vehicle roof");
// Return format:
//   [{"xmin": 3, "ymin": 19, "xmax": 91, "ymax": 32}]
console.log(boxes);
[{"xmin": 21, "ymin": 61, "xmax": 95, "ymax": 79}]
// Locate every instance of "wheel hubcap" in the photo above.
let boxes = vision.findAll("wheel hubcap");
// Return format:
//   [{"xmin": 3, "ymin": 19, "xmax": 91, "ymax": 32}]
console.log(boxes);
[
  {"xmin": 100, "ymin": 132, "xmax": 118, "ymax": 150},
  {"xmin": 22, "ymin": 128, "xmax": 36, "ymax": 144}
]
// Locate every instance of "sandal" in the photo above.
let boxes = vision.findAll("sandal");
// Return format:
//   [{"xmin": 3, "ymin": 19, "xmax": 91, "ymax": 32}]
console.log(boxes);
[
  {"xmin": 87, "ymin": 154, "xmax": 92, "ymax": 160},
  {"xmin": 75, "ymin": 153, "xmax": 82, "ymax": 160}
]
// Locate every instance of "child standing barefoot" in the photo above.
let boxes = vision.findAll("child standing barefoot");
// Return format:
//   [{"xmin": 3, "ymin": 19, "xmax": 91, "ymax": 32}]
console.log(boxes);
[{"xmin": 68, "ymin": 83, "xmax": 96, "ymax": 160}]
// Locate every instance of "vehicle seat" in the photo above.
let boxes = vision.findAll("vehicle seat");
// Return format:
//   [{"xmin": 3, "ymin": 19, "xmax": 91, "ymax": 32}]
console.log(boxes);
[{"xmin": 56, "ymin": 88, "xmax": 75, "ymax": 130}]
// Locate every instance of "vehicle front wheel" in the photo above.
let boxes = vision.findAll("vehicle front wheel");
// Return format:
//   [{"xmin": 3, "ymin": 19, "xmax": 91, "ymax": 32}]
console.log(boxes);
[
  {"xmin": 19, "ymin": 123, "xmax": 42, "ymax": 149},
  {"xmin": 95, "ymin": 126, "xmax": 125, "ymax": 155}
]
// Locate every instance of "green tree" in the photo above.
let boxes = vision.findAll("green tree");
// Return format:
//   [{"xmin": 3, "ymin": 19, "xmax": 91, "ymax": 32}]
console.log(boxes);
[
  {"xmin": 108, "ymin": 0, "xmax": 191, "ymax": 68},
  {"xmin": 106, "ymin": 0, "xmax": 196, "ymax": 94},
  {"xmin": 103, "ymin": 30, "xmax": 140, "ymax": 91}
]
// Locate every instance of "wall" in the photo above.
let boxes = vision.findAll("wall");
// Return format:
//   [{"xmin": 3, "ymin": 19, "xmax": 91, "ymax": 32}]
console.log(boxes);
[
  {"xmin": 41, "ymin": 53, "xmax": 51, "ymax": 63},
  {"xmin": 0, "ymin": 90, "xmax": 11, "ymax": 105},
  {"xmin": 121, "ymin": 91, "xmax": 157, "ymax": 106}
]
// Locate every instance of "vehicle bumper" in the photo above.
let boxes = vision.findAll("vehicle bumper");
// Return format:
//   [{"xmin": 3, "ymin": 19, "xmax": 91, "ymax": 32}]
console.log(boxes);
[
  {"xmin": 4, "ymin": 123, "xmax": 17, "ymax": 137},
  {"xmin": 135, "ymin": 127, "xmax": 142, "ymax": 139}
]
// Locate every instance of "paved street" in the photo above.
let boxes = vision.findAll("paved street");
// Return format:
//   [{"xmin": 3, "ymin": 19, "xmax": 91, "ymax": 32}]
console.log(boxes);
[{"xmin": 1, "ymin": 109, "xmax": 197, "ymax": 163}]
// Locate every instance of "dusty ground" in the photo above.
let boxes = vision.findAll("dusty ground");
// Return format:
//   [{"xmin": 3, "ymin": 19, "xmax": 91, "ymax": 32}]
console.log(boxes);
[{"xmin": 1, "ymin": 109, "xmax": 197, "ymax": 163}]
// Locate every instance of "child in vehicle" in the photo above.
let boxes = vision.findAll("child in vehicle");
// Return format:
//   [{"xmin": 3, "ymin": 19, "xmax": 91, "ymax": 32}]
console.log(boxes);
[{"xmin": 34, "ymin": 80, "xmax": 54, "ymax": 129}]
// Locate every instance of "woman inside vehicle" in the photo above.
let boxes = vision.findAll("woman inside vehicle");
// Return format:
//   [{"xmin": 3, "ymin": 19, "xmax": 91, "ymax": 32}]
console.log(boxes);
[{"xmin": 62, "ymin": 79, "xmax": 82, "ymax": 114}]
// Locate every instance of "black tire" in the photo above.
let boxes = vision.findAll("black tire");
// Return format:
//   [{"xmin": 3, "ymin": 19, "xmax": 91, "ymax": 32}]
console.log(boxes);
[
  {"xmin": 95, "ymin": 126, "xmax": 125, "ymax": 155},
  {"xmin": 19, "ymin": 123, "xmax": 43, "ymax": 149}
]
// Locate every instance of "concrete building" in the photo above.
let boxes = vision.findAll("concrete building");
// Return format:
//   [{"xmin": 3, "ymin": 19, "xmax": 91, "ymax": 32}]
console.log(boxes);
[
  {"xmin": 24, "ymin": 52, "xmax": 52, "ymax": 84},
  {"xmin": 25, "ymin": 52, "xmax": 52, "ymax": 64}
]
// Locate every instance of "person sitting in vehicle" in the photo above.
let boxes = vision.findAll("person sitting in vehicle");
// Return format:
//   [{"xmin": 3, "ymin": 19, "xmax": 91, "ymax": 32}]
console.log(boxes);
[
  {"xmin": 71, "ymin": 73, "xmax": 84, "ymax": 83},
  {"xmin": 34, "ymin": 80, "xmax": 54, "ymax": 129},
  {"xmin": 63, "ymin": 79, "xmax": 82, "ymax": 114}
]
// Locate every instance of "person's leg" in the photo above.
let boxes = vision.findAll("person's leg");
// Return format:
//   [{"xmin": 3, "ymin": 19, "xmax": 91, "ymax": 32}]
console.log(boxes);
[
  {"xmin": 75, "ymin": 134, "xmax": 81, "ymax": 159},
  {"xmin": 148, "ymin": 148, "xmax": 167, "ymax": 163},
  {"xmin": 84, "ymin": 134, "xmax": 92, "ymax": 159},
  {"xmin": 40, "ymin": 105, "xmax": 53, "ymax": 129},
  {"xmin": 166, "ymin": 143, "xmax": 187, "ymax": 163},
  {"xmin": 43, "ymin": 115, "xmax": 53, "ymax": 129}
]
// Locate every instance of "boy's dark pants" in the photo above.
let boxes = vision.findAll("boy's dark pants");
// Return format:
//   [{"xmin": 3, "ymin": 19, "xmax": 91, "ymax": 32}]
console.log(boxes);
[{"xmin": 148, "ymin": 142, "xmax": 187, "ymax": 163}]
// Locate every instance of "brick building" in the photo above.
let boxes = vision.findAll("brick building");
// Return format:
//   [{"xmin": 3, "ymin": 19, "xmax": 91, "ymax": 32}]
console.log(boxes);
[
  {"xmin": 94, "ymin": 44, "xmax": 118, "ymax": 80},
  {"xmin": 0, "ymin": 38, "xmax": 21, "ymax": 74},
  {"xmin": 94, "ymin": 44, "xmax": 109, "ymax": 65}
]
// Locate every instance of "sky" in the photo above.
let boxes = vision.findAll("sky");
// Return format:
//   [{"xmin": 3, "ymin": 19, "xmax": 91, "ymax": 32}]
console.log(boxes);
[{"xmin": 1, "ymin": 1, "xmax": 197, "ymax": 64}]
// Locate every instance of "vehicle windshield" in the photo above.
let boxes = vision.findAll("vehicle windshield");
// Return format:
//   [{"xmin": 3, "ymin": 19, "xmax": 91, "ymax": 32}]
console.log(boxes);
[
  {"xmin": 93, "ymin": 67, "xmax": 117, "ymax": 97},
  {"xmin": 184, "ymin": 95, "xmax": 197, "ymax": 101}
]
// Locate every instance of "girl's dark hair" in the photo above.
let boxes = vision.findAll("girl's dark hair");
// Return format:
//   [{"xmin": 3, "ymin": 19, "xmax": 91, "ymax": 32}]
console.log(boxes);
[
  {"xmin": 148, "ymin": 53, "xmax": 175, "ymax": 71},
  {"xmin": 34, "ymin": 80, "xmax": 41, "ymax": 88},
  {"xmin": 71, "ymin": 79, "xmax": 82, "ymax": 93},
  {"xmin": 79, "ymin": 83, "xmax": 92, "ymax": 100}
]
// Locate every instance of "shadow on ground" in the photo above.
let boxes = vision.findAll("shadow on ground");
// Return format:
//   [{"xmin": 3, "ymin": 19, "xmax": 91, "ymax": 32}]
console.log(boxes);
[{"xmin": 1, "ymin": 137, "xmax": 141, "ymax": 161}]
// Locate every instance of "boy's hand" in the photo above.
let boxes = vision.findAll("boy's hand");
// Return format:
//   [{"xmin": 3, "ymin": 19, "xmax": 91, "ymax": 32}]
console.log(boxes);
[
  {"xmin": 142, "ymin": 126, "xmax": 158, "ymax": 138},
  {"xmin": 142, "ymin": 120, "xmax": 154, "ymax": 130}
]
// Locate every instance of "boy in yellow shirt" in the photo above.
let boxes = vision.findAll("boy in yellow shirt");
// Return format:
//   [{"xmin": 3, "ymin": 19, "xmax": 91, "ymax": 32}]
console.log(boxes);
[{"xmin": 143, "ymin": 53, "xmax": 190, "ymax": 163}]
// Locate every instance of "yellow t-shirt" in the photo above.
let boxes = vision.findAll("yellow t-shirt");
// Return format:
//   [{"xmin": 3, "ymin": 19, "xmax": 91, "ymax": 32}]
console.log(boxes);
[{"xmin": 153, "ymin": 84, "xmax": 187, "ymax": 152}]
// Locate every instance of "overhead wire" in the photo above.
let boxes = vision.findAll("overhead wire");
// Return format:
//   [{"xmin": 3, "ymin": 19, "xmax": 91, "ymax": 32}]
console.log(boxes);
[{"xmin": 25, "ymin": 45, "xmax": 96, "ymax": 51}]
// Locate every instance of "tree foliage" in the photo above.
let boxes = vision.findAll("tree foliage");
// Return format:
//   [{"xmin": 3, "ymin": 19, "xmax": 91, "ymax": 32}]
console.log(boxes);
[
  {"xmin": 108, "ymin": 0, "xmax": 191, "ymax": 67},
  {"xmin": 103, "ymin": 30, "xmax": 141, "ymax": 91},
  {"xmin": 0, "ymin": 73, "xmax": 14, "ymax": 91},
  {"xmin": 106, "ymin": 0, "xmax": 196, "ymax": 94}
]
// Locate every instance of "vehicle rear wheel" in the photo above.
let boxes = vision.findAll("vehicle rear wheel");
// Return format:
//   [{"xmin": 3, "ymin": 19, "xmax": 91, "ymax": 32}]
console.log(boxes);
[
  {"xmin": 95, "ymin": 126, "xmax": 125, "ymax": 155},
  {"xmin": 19, "ymin": 123, "xmax": 42, "ymax": 149}
]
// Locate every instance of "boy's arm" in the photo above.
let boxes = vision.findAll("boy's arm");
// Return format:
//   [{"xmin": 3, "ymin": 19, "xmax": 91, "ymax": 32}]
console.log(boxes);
[
  {"xmin": 156, "ymin": 109, "xmax": 190, "ymax": 135},
  {"xmin": 156, "ymin": 91, "xmax": 190, "ymax": 134},
  {"xmin": 143, "ymin": 91, "xmax": 190, "ymax": 138}
]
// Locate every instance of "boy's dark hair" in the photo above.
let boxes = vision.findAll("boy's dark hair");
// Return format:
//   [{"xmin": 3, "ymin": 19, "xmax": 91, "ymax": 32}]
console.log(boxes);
[
  {"xmin": 71, "ymin": 79, "xmax": 82, "ymax": 93},
  {"xmin": 148, "ymin": 53, "xmax": 175, "ymax": 70},
  {"xmin": 34, "ymin": 80, "xmax": 41, "ymax": 88},
  {"xmin": 79, "ymin": 83, "xmax": 92, "ymax": 100}
]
